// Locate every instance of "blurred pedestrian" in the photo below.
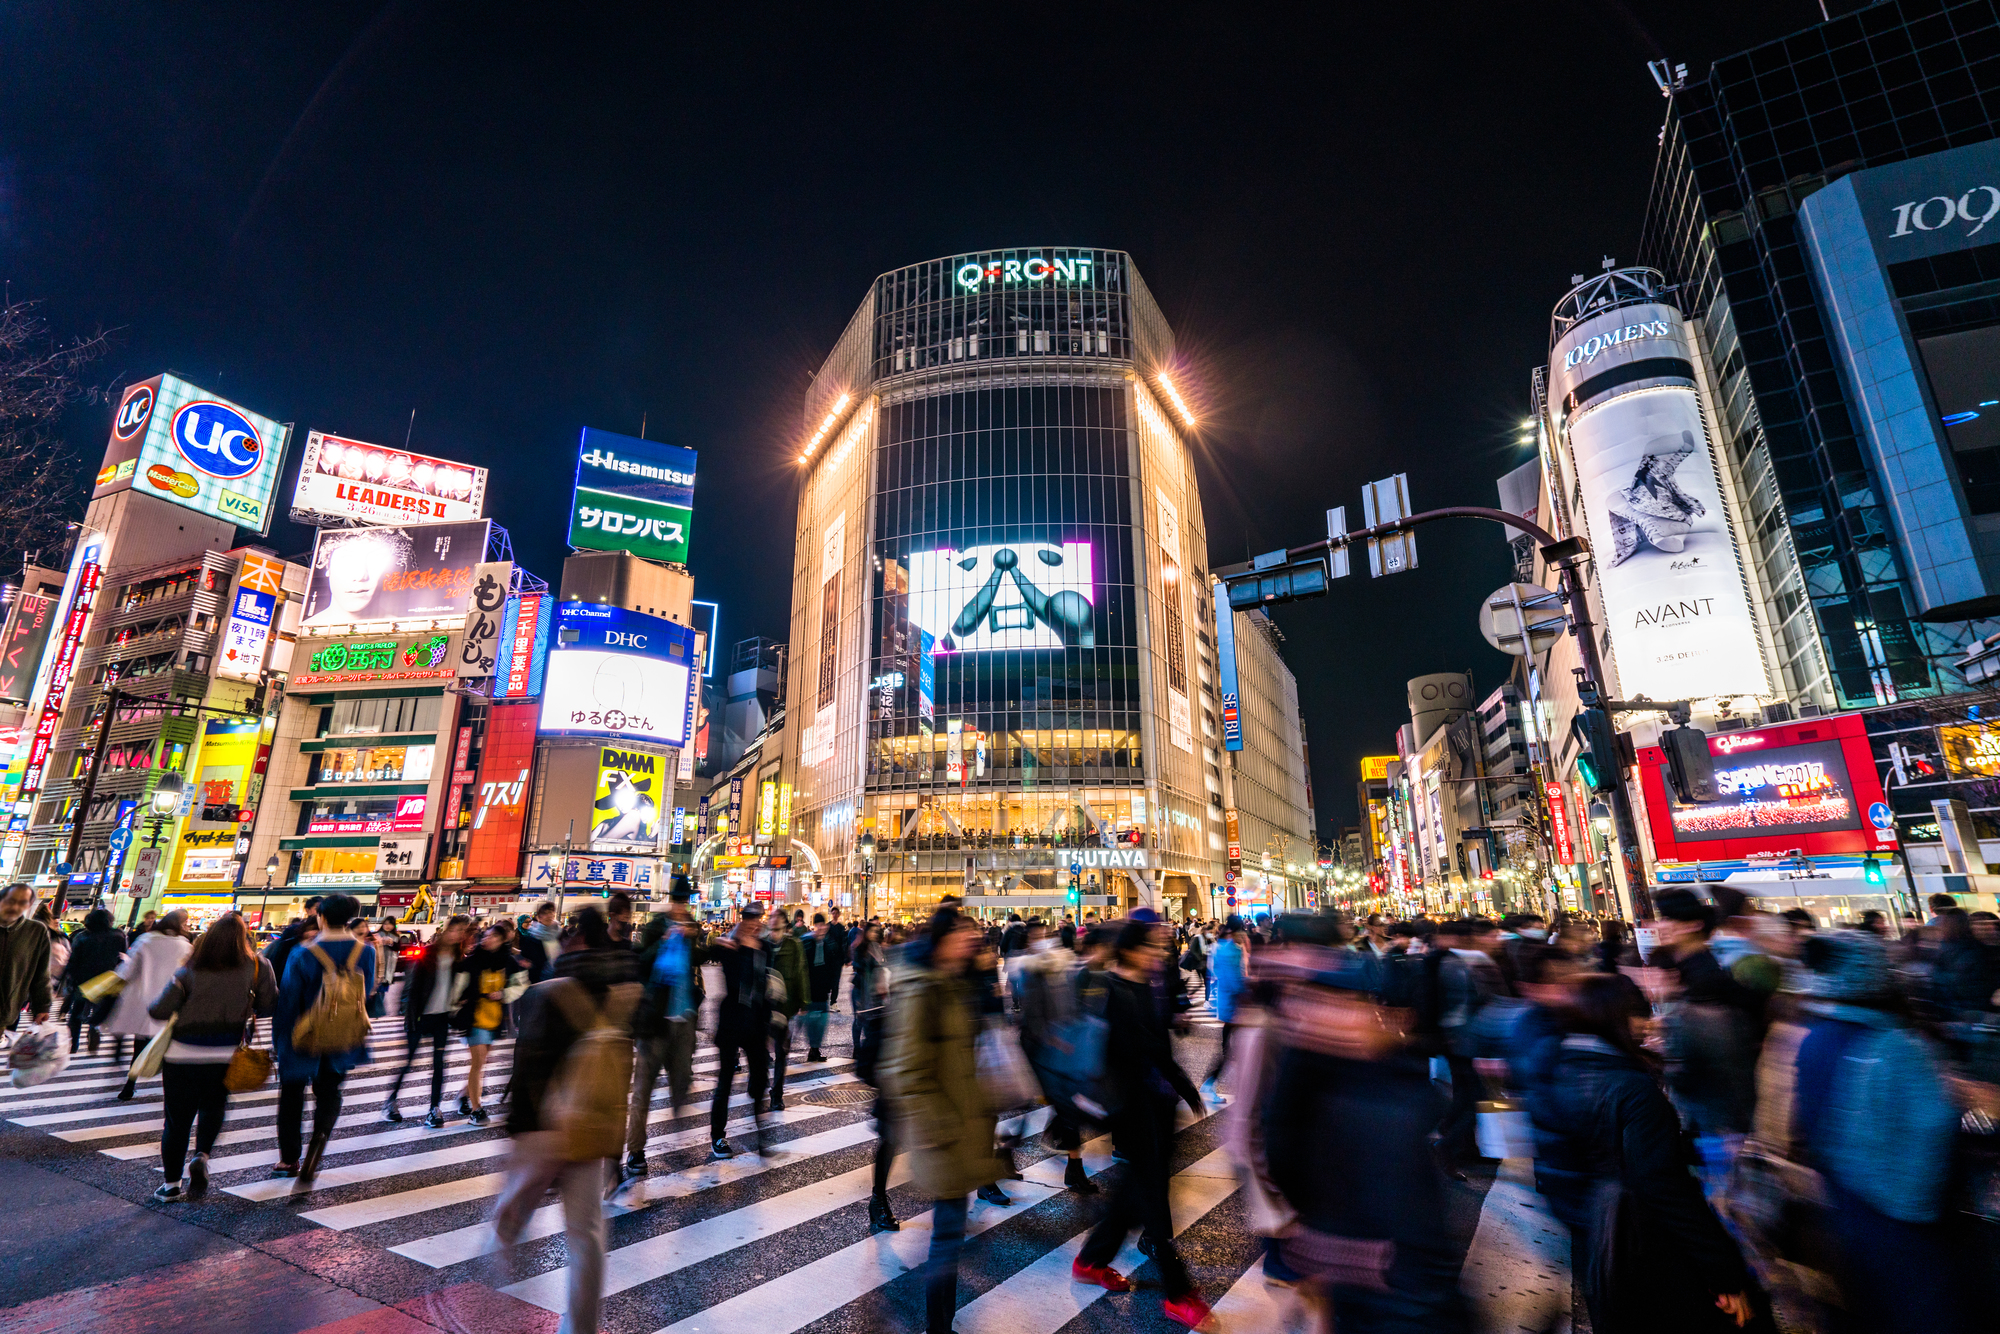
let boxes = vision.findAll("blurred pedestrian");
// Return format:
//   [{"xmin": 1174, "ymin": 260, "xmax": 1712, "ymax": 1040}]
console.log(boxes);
[
  {"xmin": 804, "ymin": 913, "xmax": 840, "ymax": 1062},
  {"xmin": 493, "ymin": 907, "xmax": 642, "ymax": 1334},
  {"xmin": 883, "ymin": 909, "xmax": 1007, "ymax": 1334},
  {"xmin": 849, "ymin": 920, "xmax": 900, "ymax": 1230},
  {"xmin": 766, "ymin": 907, "xmax": 806, "ymax": 1110},
  {"xmin": 455, "ymin": 923, "xmax": 526, "ymax": 1124},
  {"xmin": 106, "ymin": 908, "xmax": 190, "ymax": 1093},
  {"xmin": 146, "ymin": 913, "xmax": 276, "ymax": 1202},
  {"xmin": 706, "ymin": 902, "xmax": 773, "ymax": 1158},
  {"xmin": 624, "ymin": 888, "xmax": 702, "ymax": 1182},
  {"xmin": 272, "ymin": 894, "xmax": 375, "ymax": 1181},
  {"xmin": 520, "ymin": 900, "xmax": 562, "ymax": 982},
  {"xmin": 1526, "ymin": 973, "xmax": 1758, "ymax": 1332},
  {"xmin": 61, "ymin": 907, "xmax": 125, "ymax": 1053},
  {"xmin": 382, "ymin": 915, "xmax": 469, "ymax": 1127},
  {"xmin": 1204, "ymin": 918, "xmax": 1247, "ymax": 1102},
  {"xmin": 0, "ymin": 883, "xmax": 53, "ymax": 1041},
  {"xmin": 1070, "ymin": 920, "xmax": 1211, "ymax": 1329}
]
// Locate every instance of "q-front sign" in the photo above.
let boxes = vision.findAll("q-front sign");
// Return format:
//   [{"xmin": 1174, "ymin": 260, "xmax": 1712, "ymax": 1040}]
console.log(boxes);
[{"xmin": 955, "ymin": 254, "xmax": 1096, "ymax": 291}]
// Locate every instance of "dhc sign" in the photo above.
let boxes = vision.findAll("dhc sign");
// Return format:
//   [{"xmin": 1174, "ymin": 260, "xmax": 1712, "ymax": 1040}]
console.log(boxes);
[{"xmin": 956, "ymin": 255, "xmax": 1095, "ymax": 290}]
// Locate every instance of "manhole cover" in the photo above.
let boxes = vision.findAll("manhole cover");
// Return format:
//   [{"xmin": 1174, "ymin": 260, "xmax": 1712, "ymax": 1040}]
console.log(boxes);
[{"xmin": 798, "ymin": 1086, "xmax": 878, "ymax": 1107}]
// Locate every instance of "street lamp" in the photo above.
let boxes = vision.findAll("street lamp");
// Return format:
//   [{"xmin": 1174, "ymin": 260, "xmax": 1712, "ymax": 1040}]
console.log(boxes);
[
  {"xmin": 858, "ymin": 831, "xmax": 876, "ymax": 921},
  {"xmin": 258, "ymin": 854, "xmax": 280, "ymax": 935}
]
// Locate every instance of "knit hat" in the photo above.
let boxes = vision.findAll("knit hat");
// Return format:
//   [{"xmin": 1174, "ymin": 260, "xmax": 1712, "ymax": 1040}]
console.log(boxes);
[{"xmin": 1802, "ymin": 928, "xmax": 1892, "ymax": 1002}]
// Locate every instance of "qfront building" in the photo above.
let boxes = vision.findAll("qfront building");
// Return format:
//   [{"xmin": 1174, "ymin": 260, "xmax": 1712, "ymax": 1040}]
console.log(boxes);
[{"xmin": 781, "ymin": 248, "xmax": 1310, "ymax": 921}]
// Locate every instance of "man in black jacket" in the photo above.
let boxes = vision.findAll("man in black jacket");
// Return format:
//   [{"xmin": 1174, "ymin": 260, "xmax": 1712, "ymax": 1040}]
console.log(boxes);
[
  {"xmin": 61, "ymin": 908, "xmax": 126, "ymax": 1052},
  {"xmin": 0, "ymin": 883, "xmax": 52, "ymax": 1036},
  {"xmin": 704, "ymin": 903, "xmax": 773, "ymax": 1159}
]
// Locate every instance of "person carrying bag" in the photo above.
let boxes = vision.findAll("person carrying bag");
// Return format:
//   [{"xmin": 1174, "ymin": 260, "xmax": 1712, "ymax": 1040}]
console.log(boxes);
[{"xmin": 146, "ymin": 913, "xmax": 277, "ymax": 1202}]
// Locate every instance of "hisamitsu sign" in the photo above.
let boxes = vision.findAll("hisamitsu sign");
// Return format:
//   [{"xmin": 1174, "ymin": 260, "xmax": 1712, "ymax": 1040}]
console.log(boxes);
[{"xmin": 566, "ymin": 428, "xmax": 697, "ymax": 566}]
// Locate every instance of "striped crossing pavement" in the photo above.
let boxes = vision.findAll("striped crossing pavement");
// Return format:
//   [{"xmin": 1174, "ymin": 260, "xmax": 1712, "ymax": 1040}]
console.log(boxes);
[{"xmin": 3, "ymin": 1011, "xmax": 1322, "ymax": 1332}]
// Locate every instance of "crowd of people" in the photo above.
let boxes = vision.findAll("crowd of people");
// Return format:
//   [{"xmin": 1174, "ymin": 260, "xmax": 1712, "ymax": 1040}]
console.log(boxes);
[{"xmin": 8, "ymin": 875, "xmax": 2000, "ymax": 1332}]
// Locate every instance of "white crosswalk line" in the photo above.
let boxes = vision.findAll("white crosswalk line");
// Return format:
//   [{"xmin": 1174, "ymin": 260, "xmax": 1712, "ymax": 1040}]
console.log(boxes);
[
  {"xmin": 950, "ymin": 1147, "xmax": 1240, "ymax": 1334},
  {"xmin": 1208, "ymin": 1263, "xmax": 1308, "ymax": 1333},
  {"xmin": 376, "ymin": 1104, "xmax": 836, "ymax": 1264},
  {"xmin": 12, "ymin": 1053, "xmax": 514, "ymax": 1126}
]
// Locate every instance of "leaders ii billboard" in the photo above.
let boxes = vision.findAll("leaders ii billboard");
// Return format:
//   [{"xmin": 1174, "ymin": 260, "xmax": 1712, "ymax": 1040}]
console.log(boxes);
[{"xmin": 1549, "ymin": 299, "xmax": 1768, "ymax": 703}]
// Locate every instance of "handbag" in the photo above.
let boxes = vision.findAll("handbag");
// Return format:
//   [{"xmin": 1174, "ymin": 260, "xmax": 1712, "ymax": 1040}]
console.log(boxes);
[
  {"xmin": 975, "ymin": 1018, "xmax": 1040, "ymax": 1113},
  {"xmin": 78, "ymin": 970, "xmax": 125, "ymax": 1004},
  {"xmin": 223, "ymin": 994, "xmax": 273, "ymax": 1094},
  {"xmin": 129, "ymin": 1015, "xmax": 175, "ymax": 1081}
]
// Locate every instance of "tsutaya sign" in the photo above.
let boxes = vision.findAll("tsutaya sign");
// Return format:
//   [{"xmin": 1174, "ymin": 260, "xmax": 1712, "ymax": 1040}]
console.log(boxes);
[{"xmin": 955, "ymin": 255, "xmax": 1096, "ymax": 290}]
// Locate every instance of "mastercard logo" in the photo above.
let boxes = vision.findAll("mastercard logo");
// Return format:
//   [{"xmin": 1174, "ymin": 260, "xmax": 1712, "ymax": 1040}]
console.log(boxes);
[{"xmin": 145, "ymin": 463, "xmax": 199, "ymax": 499}]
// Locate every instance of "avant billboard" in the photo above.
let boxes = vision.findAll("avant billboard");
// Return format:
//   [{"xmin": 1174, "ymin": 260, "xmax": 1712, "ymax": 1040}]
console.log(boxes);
[
  {"xmin": 1549, "ymin": 303, "xmax": 1766, "ymax": 702},
  {"xmin": 299, "ymin": 520, "xmax": 492, "ymax": 630},
  {"xmin": 291, "ymin": 431, "xmax": 487, "ymax": 525},
  {"xmin": 95, "ymin": 375, "xmax": 291, "ymax": 533},
  {"xmin": 538, "ymin": 602, "xmax": 698, "ymax": 747},
  {"xmin": 567, "ymin": 428, "xmax": 697, "ymax": 566},
  {"xmin": 905, "ymin": 540, "xmax": 1095, "ymax": 652}
]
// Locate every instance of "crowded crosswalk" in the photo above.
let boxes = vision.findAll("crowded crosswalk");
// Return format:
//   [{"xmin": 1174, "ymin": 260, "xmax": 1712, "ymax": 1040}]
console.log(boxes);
[{"xmin": 2, "ymin": 1012, "xmax": 1313, "ymax": 1333}]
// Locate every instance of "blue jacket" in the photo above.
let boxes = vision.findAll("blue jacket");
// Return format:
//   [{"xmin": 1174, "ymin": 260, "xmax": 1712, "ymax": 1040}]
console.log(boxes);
[
  {"xmin": 1211, "ymin": 938, "xmax": 1247, "ymax": 1024},
  {"xmin": 274, "ymin": 936, "xmax": 376, "ymax": 1081},
  {"xmin": 1793, "ymin": 1002, "xmax": 1958, "ymax": 1223}
]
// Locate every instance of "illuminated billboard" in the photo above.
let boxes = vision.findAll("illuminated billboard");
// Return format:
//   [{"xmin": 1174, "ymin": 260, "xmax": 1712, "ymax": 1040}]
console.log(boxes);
[
  {"xmin": 906, "ymin": 540, "xmax": 1095, "ymax": 652},
  {"xmin": 289, "ymin": 631, "xmax": 456, "ymax": 687},
  {"xmin": 592, "ymin": 745, "xmax": 666, "ymax": 850},
  {"xmin": 1639, "ymin": 711, "xmax": 1896, "ymax": 861},
  {"xmin": 464, "ymin": 703, "xmax": 537, "ymax": 879},
  {"xmin": 494, "ymin": 594, "xmax": 552, "ymax": 699},
  {"xmin": 299, "ymin": 520, "xmax": 491, "ymax": 630},
  {"xmin": 169, "ymin": 720, "xmax": 260, "ymax": 889},
  {"xmin": 538, "ymin": 603, "xmax": 698, "ymax": 747},
  {"xmin": 291, "ymin": 431, "xmax": 487, "ymax": 525},
  {"xmin": 94, "ymin": 375, "xmax": 291, "ymax": 534},
  {"xmin": 1549, "ymin": 303, "xmax": 1766, "ymax": 702},
  {"xmin": 567, "ymin": 427, "xmax": 697, "ymax": 566}
]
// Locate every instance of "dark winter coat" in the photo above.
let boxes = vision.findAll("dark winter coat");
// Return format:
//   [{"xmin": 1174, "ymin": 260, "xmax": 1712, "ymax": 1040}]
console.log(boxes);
[
  {"xmin": 1526, "ymin": 1036, "xmax": 1754, "ymax": 1332},
  {"xmin": 61, "ymin": 925, "xmax": 127, "ymax": 991},
  {"xmin": 503, "ymin": 944, "xmax": 642, "ymax": 1136}
]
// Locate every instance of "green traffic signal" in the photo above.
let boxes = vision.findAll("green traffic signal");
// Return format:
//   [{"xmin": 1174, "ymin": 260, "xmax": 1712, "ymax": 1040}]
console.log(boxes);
[
  {"xmin": 1864, "ymin": 856, "xmax": 1886, "ymax": 886},
  {"xmin": 1575, "ymin": 753, "xmax": 1601, "ymax": 790}
]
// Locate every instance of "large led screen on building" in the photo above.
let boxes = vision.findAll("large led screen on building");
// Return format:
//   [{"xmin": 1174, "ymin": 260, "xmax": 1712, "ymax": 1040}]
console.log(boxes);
[
  {"xmin": 291, "ymin": 431, "xmax": 487, "ymax": 525},
  {"xmin": 1550, "ymin": 304, "xmax": 1766, "ymax": 702},
  {"xmin": 93, "ymin": 375, "xmax": 291, "ymax": 534},
  {"xmin": 1666, "ymin": 738, "xmax": 1863, "ymax": 843},
  {"xmin": 906, "ymin": 540, "xmax": 1095, "ymax": 652},
  {"xmin": 538, "ymin": 603, "xmax": 697, "ymax": 746},
  {"xmin": 566, "ymin": 428, "xmax": 697, "ymax": 566},
  {"xmin": 1918, "ymin": 323, "xmax": 2000, "ymax": 515},
  {"xmin": 299, "ymin": 520, "xmax": 491, "ymax": 630}
]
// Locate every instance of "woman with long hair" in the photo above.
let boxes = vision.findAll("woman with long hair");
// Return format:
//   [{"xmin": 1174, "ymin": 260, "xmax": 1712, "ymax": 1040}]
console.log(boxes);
[
  {"xmin": 382, "ymin": 915, "xmax": 470, "ymax": 1127},
  {"xmin": 453, "ymin": 922, "xmax": 526, "ymax": 1124},
  {"xmin": 145, "ymin": 914, "xmax": 277, "ymax": 1201}
]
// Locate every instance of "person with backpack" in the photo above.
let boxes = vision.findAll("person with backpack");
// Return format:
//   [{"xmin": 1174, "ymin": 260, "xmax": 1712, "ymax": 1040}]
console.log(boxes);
[
  {"xmin": 145, "ymin": 913, "xmax": 277, "ymax": 1202},
  {"xmin": 706, "ymin": 902, "xmax": 775, "ymax": 1158},
  {"xmin": 493, "ymin": 907, "xmax": 643, "ymax": 1334},
  {"xmin": 623, "ymin": 888, "xmax": 703, "ymax": 1182},
  {"xmin": 454, "ymin": 924, "xmax": 527, "ymax": 1125},
  {"xmin": 381, "ymin": 915, "xmax": 470, "ymax": 1127},
  {"xmin": 271, "ymin": 893, "xmax": 375, "ymax": 1181}
]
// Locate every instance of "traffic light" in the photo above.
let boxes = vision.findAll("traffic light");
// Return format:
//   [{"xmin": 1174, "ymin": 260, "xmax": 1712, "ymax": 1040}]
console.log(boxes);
[
  {"xmin": 1864, "ymin": 856, "xmax": 1887, "ymax": 887},
  {"xmin": 1223, "ymin": 549, "xmax": 1331, "ymax": 610},
  {"xmin": 1571, "ymin": 708, "xmax": 1623, "ymax": 794},
  {"xmin": 1067, "ymin": 874, "xmax": 1080, "ymax": 908},
  {"xmin": 1663, "ymin": 726, "xmax": 1719, "ymax": 804}
]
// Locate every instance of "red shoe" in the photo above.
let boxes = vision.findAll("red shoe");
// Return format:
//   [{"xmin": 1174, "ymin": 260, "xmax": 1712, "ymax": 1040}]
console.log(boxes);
[
  {"xmin": 1071, "ymin": 1260, "xmax": 1131, "ymax": 1292},
  {"xmin": 1162, "ymin": 1291, "xmax": 1214, "ymax": 1330}
]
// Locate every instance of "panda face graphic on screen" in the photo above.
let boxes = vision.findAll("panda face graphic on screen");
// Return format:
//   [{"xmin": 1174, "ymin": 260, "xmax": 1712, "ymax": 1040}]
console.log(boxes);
[{"xmin": 910, "ymin": 541, "xmax": 1095, "ymax": 651}]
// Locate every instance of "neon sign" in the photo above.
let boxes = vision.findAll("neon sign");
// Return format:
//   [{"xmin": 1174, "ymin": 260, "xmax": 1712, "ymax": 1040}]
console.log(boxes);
[
  {"xmin": 955, "ymin": 255, "xmax": 1095, "ymax": 290},
  {"xmin": 1713, "ymin": 733, "xmax": 1767, "ymax": 753}
]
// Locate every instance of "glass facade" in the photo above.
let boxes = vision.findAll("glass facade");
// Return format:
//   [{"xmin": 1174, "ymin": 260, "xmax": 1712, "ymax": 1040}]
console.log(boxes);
[
  {"xmin": 785, "ymin": 249, "xmax": 1224, "ymax": 918},
  {"xmin": 1638, "ymin": 0, "xmax": 2000, "ymax": 707}
]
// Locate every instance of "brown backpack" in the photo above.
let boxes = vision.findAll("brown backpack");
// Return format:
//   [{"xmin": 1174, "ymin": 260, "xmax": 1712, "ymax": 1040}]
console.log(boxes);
[
  {"xmin": 541, "ymin": 978, "xmax": 642, "ymax": 1161},
  {"xmin": 291, "ymin": 944, "xmax": 371, "ymax": 1055}
]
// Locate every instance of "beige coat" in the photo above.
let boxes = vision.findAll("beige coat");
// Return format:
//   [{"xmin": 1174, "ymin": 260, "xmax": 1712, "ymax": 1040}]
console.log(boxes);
[
  {"xmin": 104, "ymin": 931, "xmax": 191, "ymax": 1037},
  {"xmin": 881, "ymin": 965, "xmax": 1004, "ymax": 1201}
]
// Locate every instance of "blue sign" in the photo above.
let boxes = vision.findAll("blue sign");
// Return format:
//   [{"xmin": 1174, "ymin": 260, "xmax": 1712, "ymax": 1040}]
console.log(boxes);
[
  {"xmin": 554, "ymin": 601, "xmax": 698, "ymax": 661},
  {"xmin": 917, "ymin": 629, "xmax": 935, "ymax": 727},
  {"xmin": 1213, "ymin": 585, "xmax": 1243, "ymax": 752},
  {"xmin": 1868, "ymin": 801, "xmax": 1894, "ymax": 831},
  {"xmin": 108, "ymin": 827, "xmax": 133, "ymax": 854},
  {"xmin": 172, "ymin": 399, "xmax": 265, "ymax": 479}
]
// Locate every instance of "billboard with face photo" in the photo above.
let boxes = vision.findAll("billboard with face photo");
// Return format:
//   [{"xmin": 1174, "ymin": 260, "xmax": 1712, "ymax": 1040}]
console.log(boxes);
[
  {"xmin": 300, "ymin": 520, "xmax": 492, "ymax": 630},
  {"xmin": 906, "ymin": 540, "xmax": 1095, "ymax": 653}
]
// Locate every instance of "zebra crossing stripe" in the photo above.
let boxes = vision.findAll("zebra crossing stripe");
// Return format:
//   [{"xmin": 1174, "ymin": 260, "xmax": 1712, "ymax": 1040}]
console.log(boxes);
[
  {"xmin": 950, "ymin": 1148, "xmax": 1241, "ymax": 1334},
  {"xmin": 379, "ymin": 1107, "xmax": 839, "ymax": 1260}
]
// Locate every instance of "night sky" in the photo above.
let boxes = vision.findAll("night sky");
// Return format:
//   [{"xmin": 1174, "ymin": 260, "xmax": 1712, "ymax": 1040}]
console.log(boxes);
[{"xmin": 3, "ymin": 1, "xmax": 1820, "ymax": 834}]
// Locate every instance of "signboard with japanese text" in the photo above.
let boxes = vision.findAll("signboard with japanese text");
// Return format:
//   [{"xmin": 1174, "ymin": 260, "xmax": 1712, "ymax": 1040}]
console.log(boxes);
[
  {"xmin": 377, "ymin": 834, "xmax": 429, "ymax": 880},
  {"xmin": 566, "ymin": 427, "xmax": 697, "ymax": 566},
  {"xmin": 456, "ymin": 561, "xmax": 512, "ymax": 678},
  {"xmin": 168, "ymin": 720, "xmax": 260, "ymax": 889},
  {"xmin": 300, "ymin": 520, "xmax": 492, "ymax": 631},
  {"xmin": 494, "ymin": 594, "xmax": 551, "ymax": 699},
  {"xmin": 291, "ymin": 631, "xmax": 457, "ymax": 687}
]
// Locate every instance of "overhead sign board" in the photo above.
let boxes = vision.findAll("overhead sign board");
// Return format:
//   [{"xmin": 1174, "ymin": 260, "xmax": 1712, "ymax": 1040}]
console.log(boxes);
[
  {"xmin": 567, "ymin": 428, "xmax": 697, "ymax": 566},
  {"xmin": 592, "ymin": 745, "xmax": 666, "ymax": 850},
  {"xmin": 291, "ymin": 431, "xmax": 487, "ymax": 525},
  {"xmin": 94, "ymin": 375, "xmax": 290, "ymax": 533},
  {"xmin": 300, "ymin": 520, "xmax": 492, "ymax": 631}
]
